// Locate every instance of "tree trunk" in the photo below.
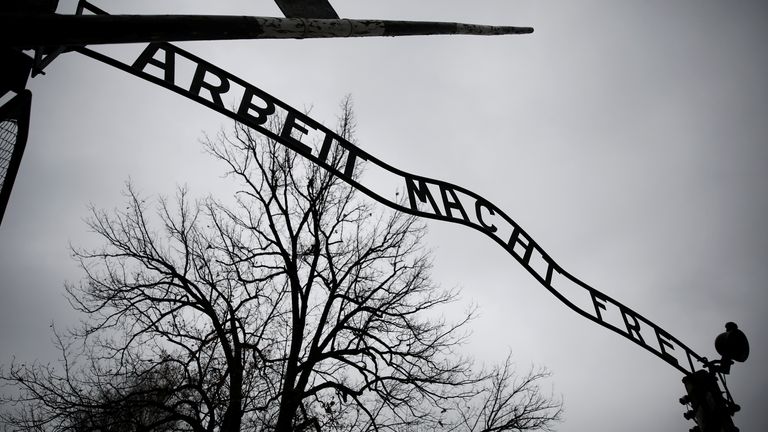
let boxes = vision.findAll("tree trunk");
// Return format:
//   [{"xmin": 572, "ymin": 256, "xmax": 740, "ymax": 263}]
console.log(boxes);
[
  {"xmin": 221, "ymin": 367, "xmax": 243, "ymax": 432},
  {"xmin": 275, "ymin": 386, "xmax": 300, "ymax": 432},
  {"xmin": 275, "ymin": 271, "xmax": 306, "ymax": 432}
]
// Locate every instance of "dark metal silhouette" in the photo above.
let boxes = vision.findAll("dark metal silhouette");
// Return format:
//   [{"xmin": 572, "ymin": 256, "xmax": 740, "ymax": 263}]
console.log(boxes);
[
  {"xmin": 680, "ymin": 368, "xmax": 741, "ymax": 432},
  {"xmin": 675, "ymin": 323, "xmax": 749, "ymax": 431},
  {"xmin": 1, "ymin": 1, "xmax": 751, "ymax": 430},
  {"xmin": 0, "ymin": 0, "xmax": 531, "ymax": 222},
  {"xmin": 273, "ymin": 0, "xmax": 339, "ymax": 19},
  {"xmin": 77, "ymin": 34, "xmax": 707, "ymax": 376},
  {"xmin": 1, "ymin": 7, "xmax": 532, "ymax": 51},
  {"xmin": 1, "ymin": 48, "xmax": 33, "ymax": 97},
  {"xmin": 0, "ymin": 90, "xmax": 32, "ymax": 226},
  {"xmin": 715, "ymin": 322, "xmax": 749, "ymax": 365},
  {"xmin": 0, "ymin": 0, "xmax": 58, "ymax": 15}
]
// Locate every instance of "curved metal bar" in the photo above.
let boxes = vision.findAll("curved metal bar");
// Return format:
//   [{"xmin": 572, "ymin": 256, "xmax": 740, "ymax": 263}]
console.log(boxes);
[{"xmin": 74, "ymin": 39, "xmax": 706, "ymax": 375}]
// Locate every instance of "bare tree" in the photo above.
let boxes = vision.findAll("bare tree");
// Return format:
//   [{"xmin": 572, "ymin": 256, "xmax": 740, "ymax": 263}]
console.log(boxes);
[{"xmin": 1, "ymin": 98, "xmax": 561, "ymax": 432}]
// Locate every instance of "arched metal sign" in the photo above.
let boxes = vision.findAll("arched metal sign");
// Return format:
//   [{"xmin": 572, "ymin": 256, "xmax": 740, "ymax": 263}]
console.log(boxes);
[
  {"xmin": 5, "ymin": 2, "xmax": 751, "ymax": 429},
  {"xmin": 3, "ymin": 0, "xmax": 714, "ymax": 378},
  {"xmin": 73, "ymin": 26, "xmax": 706, "ymax": 377}
]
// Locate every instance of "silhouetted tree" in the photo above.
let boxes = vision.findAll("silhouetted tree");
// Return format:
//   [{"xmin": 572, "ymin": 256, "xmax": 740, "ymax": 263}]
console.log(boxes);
[{"xmin": 1, "ymin": 98, "xmax": 561, "ymax": 432}]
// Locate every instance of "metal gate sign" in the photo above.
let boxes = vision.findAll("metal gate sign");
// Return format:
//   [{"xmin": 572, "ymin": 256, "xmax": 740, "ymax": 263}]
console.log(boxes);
[{"xmin": 76, "ymin": 36, "xmax": 705, "ymax": 375}]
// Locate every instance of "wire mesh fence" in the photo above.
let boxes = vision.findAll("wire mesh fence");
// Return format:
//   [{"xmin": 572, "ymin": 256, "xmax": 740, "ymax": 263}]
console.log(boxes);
[
  {"xmin": 0, "ymin": 91, "xmax": 31, "ymax": 225},
  {"xmin": 1, "ymin": 118, "xmax": 20, "ymax": 192}
]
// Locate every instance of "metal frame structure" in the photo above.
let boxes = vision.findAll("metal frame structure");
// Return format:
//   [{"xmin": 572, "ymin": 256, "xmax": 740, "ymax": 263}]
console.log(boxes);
[
  {"xmin": 0, "ymin": 90, "xmax": 31, "ymax": 226},
  {"xmin": 78, "ymin": 37, "xmax": 706, "ymax": 376},
  {"xmin": 0, "ymin": 1, "xmax": 747, "ymax": 430}
]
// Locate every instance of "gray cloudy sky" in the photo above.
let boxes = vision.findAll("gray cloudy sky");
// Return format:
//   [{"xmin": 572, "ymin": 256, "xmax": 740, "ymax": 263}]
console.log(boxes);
[{"xmin": 1, "ymin": 1, "xmax": 766, "ymax": 431}]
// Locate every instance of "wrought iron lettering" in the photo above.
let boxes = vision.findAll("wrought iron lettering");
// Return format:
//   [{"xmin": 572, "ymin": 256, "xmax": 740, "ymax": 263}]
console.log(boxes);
[{"xmin": 75, "ymin": 40, "xmax": 705, "ymax": 375}]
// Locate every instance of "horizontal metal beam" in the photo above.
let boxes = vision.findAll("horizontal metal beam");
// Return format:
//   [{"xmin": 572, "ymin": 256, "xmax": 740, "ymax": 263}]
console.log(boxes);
[{"xmin": 1, "ymin": 14, "xmax": 533, "ymax": 49}]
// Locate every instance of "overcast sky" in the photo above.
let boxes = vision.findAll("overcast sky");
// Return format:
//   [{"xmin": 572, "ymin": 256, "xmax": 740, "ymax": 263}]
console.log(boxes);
[{"xmin": 1, "ymin": 1, "xmax": 766, "ymax": 431}]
